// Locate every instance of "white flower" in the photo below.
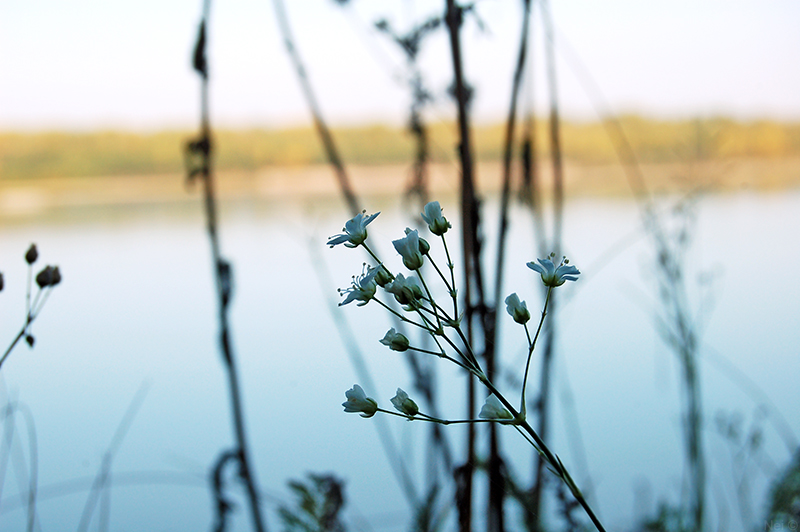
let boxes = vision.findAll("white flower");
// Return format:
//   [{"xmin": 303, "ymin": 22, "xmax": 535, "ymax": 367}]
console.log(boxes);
[
  {"xmin": 527, "ymin": 255, "xmax": 580, "ymax": 287},
  {"xmin": 342, "ymin": 384, "xmax": 378, "ymax": 418},
  {"xmin": 479, "ymin": 395, "xmax": 514, "ymax": 422},
  {"xmin": 505, "ymin": 293, "xmax": 530, "ymax": 324},
  {"xmin": 405, "ymin": 227, "xmax": 430, "ymax": 255},
  {"xmin": 392, "ymin": 229, "xmax": 424, "ymax": 270},
  {"xmin": 327, "ymin": 210, "xmax": 380, "ymax": 248},
  {"xmin": 390, "ymin": 388, "xmax": 419, "ymax": 417},
  {"xmin": 384, "ymin": 273, "xmax": 423, "ymax": 309},
  {"xmin": 338, "ymin": 264, "xmax": 378, "ymax": 306},
  {"xmin": 421, "ymin": 201, "xmax": 451, "ymax": 236},
  {"xmin": 379, "ymin": 328, "xmax": 410, "ymax": 352}
]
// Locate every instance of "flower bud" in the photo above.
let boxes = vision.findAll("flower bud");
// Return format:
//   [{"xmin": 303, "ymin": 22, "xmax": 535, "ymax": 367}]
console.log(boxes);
[
  {"xmin": 393, "ymin": 229, "xmax": 424, "ymax": 270},
  {"xmin": 51, "ymin": 266, "xmax": 62, "ymax": 286},
  {"xmin": 36, "ymin": 266, "xmax": 56, "ymax": 288},
  {"xmin": 391, "ymin": 388, "xmax": 419, "ymax": 417},
  {"xmin": 504, "ymin": 293, "xmax": 530, "ymax": 325},
  {"xmin": 374, "ymin": 265, "xmax": 393, "ymax": 288},
  {"xmin": 421, "ymin": 201, "xmax": 451, "ymax": 236},
  {"xmin": 25, "ymin": 244, "xmax": 38, "ymax": 265},
  {"xmin": 418, "ymin": 236, "xmax": 430, "ymax": 256},
  {"xmin": 379, "ymin": 328, "xmax": 410, "ymax": 352},
  {"xmin": 342, "ymin": 385, "xmax": 378, "ymax": 418},
  {"xmin": 385, "ymin": 274, "xmax": 423, "ymax": 309}
]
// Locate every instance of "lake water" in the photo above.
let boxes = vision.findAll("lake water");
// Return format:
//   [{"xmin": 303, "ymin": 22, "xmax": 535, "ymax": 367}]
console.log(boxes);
[{"xmin": 0, "ymin": 187, "xmax": 798, "ymax": 531}]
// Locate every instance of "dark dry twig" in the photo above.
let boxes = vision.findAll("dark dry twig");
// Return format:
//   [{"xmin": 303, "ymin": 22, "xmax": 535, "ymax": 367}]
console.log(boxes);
[
  {"xmin": 186, "ymin": 4, "xmax": 267, "ymax": 530},
  {"xmin": 271, "ymin": 0, "xmax": 359, "ymax": 216},
  {"xmin": 443, "ymin": 2, "xmax": 482, "ymax": 529}
]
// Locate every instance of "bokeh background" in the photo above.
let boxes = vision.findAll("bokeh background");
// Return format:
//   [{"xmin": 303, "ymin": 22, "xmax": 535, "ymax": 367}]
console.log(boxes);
[{"xmin": 1, "ymin": 1, "xmax": 799, "ymax": 531}]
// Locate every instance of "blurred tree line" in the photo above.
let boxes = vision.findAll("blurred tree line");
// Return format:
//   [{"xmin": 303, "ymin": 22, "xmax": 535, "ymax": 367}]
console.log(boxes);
[{"xmin": 2, "ymin": 116, "xmax": 800, "ymax": 180}]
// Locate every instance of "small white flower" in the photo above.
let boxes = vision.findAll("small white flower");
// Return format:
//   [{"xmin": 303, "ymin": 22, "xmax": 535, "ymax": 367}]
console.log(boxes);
[
  {"xmin": 379, "ymin": 328, "xmax": 410, "ymax": 352},
  {"xmin": 504, "ymin": 293, "xmax": 530, "ymax": 324},
  {"xmin": 384, "ymin": 273, "xmax": 423, "ymax": 309},
  {"xmin": 421, "ymin": 201, "xmax": 451, "ymax": 236},
  {"xmin": 342, "ymin": 384, "xmax": 378, "ymax": 418},
  {"xmin": 390, "ymin": 388, "xmax": 419, "ymax": 417},
  {"xmin": 338, "ymin": 264, "xmax": 378, "ymax": 306},
  {"xmin": 405, "ymin": 227, "xmax": 430, "ymax": 255},
  {"xmin": 527, "ymin": 255, "xmax": 580, "ymax": 287},
  {"xmin": 327, "ymin": 210, "xmax": 380, "ymax": 248},
  {"xmin": 479, "ymin": 395, "xmax": 514, "ymax": 422},
  {"xmin": 392, "ymin": 229, "xmax": 424, "ymax": 270}
]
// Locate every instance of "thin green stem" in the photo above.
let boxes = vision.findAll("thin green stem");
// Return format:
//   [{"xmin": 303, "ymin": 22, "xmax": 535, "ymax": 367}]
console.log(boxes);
[
  {"xmin": 416, "ymin": 270, "xmax": 442, "ymax": 330},
  {"xmin": 408, "ymin": 346, "xmax": 445, "ymax": 357},
  {"xmin": 513, "ymin": 424, "xmax": 539, "ymax": 450},
  {"xmin": 372, "ymin": 298, "xmax": 428, "ymax": 331},
  {"xmin": 478, "ymin": 376, "xmax": 606, "ymax": 532},
  {"xmin": 424, "ymin": 322, "xmax": 482, "ymax": 376},
  {"xmin": 440, "ymin": 235, "xmax": 458, "ymax": 318},
  {"xmin": 414, "ymin": 307, "xmax": 439, "ymax": 334},
  {"xmin": 379, "ymin": 409, "xmax": 504, "ymax": 426},
  {"xmin": 450, "ymin": 323, "xmax": 483, "ymax": 375},
  {"xmin": 407, "ymin": 347, "xmax": 474, "ymax": 373},
  {"xmin": 520, "ymin": 287, "xmax": 552, "ymax": 416},
  {"xmin": 426, "ymin": 253, "xmax": 455, "ymax": 298}
]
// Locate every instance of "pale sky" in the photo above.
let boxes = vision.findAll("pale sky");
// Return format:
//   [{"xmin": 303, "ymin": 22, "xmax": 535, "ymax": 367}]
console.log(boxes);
[{"xmin": 1, "ymin": 0, "xmax": 798, "ymax": 131}]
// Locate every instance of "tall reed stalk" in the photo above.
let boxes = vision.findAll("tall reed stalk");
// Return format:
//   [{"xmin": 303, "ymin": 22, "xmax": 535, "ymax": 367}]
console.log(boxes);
[
  {"xmin": 444, "ymin": 2, "xmax": 484, "ymax": 530},
  {"xmin": 186, "ymin": 4, "xmax": 266, "ymax": 530}
]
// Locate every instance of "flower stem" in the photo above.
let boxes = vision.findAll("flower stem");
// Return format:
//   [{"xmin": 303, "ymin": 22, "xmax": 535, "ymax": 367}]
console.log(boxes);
[
  {"xmin": 426, "ymin": 254, "xmax": 455, "ymax": 301},
  {"xmin": 478, "ymin": 376, "xmax": 606, "ymax": 532},
  {"xmin": 520, "ymin": 287, "xmax": 552, "ymax": 416},
  {"xmin": 416, "ymin": 270, "xmax": 443, "ymax": 330},
  {"xmin": 373, "ymin": 298, "xmax": 429, "ymax": 331},
  {"xmin": 440, "ymin": 234, "xmax": 458, "ymax": 317},
  {"xmin": 407, "ymin": 347, "xmax": 474, "ymax": 373}
]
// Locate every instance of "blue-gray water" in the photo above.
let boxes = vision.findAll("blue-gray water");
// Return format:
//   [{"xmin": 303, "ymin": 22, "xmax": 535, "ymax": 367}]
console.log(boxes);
[{"xmin": 1, "ymin": 190, "xmax": 798, "ymax": 531}]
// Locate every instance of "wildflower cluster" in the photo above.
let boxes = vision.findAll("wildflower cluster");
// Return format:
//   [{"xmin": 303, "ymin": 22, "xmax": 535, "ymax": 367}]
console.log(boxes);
[
  {"xmin": 328, "ymin": 202, "xmax": 580, "ymax": 428},
  {"xmin": 327, "ymin": 202, "xmax": 605, "ymax": 530}
]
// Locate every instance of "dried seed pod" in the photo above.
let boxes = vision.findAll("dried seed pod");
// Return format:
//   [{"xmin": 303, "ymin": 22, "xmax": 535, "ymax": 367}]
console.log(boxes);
[
  {"xmin": 51, "ymin": 266, "xmax": 62, "ymax": 286},
  {"xmin": 25, "ymin": 244, "xmax": 38, "ymax": 265},
  {"xmin": 36, "ymin": 266, "xmax": 55, "ymax": 288}
]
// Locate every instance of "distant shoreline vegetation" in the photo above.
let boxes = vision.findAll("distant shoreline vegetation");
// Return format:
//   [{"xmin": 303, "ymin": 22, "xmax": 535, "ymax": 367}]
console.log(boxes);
[{"xmin": 2, "ymin": 115, "xmax": 800, "ymax": 180}]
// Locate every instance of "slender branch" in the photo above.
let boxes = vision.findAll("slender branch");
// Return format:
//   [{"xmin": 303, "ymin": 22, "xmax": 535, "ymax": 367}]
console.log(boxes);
[
  {"xmin": 270, "ymin": 0, "xmax": 358, "ymax": 215},
  {"xmin": 477, "ymin": 377, "xmax": 607, "ymax": 532},
  {"xmin": 188, "ymin": 4, "xmax": 266, "ymax": 530},
  {"xmin": 494, "ymin": 0, "xmax": 533, "ymax": 314},
  {"xmin": 445, "ymin": 0, "xmax": 478, "ymax": 532},
  {"xmin": 520, "ymin": 287, "xmax": 552, "ymax": 417}
]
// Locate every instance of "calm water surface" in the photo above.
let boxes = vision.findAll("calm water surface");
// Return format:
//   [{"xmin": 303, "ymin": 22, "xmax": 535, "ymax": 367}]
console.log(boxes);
[{"xmin": 0, "ymin": 190, "xmax": 798, "ymax": 531}]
